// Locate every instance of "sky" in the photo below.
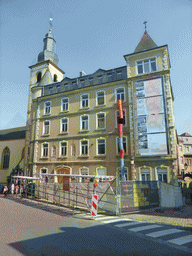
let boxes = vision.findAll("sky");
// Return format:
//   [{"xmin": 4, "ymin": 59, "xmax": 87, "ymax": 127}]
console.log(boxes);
[{"xmin": 0, "ymin": 0, "xmax": 192, "ymax": 135}]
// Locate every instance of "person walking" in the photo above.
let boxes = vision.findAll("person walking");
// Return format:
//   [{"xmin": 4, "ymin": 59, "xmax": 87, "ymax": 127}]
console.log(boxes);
[
  {"xmin": 3, "ymin": 185, "xmax": 8, "ymax": 197},
  {"xmin": 11, "ymin": 183, "xmax": 15, "ymax": 196}
]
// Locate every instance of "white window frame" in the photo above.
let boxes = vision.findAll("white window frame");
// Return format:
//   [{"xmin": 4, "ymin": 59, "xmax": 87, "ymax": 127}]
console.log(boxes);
[
  {"xmin": 43, "ymin": 120, "xmax": 50, "ymax": 135},
  {"xmin": 116, "ymin": 136, "xmax": 127, "ymax": 154},
  {"xmin": 117, "ymin": 71, "xmax": 122, "ymax": 80},
  {"xmin": 156, "ymin": 167, "xmax": 167, "ymax": 183},
  {"xmin": 49, "ymin": 87, "xmax": 53, "ymax": 94},
  {"xmin": 80, "ymin": 139, "xmax": 89, "ymax": 156},
  {"xmin": 115, "ymin": 87, "xmax": 125, "ymax": 102},
  {"xmin": 81, "ymin": 115, "xmax": 89, "ymax": 130},
  {"xmin": 60, "ymin": 141, "xmax": 68, "ymax": 157},
  {"xmin": 136, "ymin": 58, "xmax": 157, "ymax": 75},
  {"xmin": 81, "ymin": 94, "xmax": 89, "ymax": 108},
  {"xmin": 61, "ymin": 118, "xmax": 68, "ymax": 133},
  {"xmin": 96, "ymin": 166, "xmax": 106, "ymax": 176},
  {"xmin": 116, "ymin": 109, "xmax": 126, "ymax": 127},
  {"xmin": 42, "ymin": 143, "xmax": 49, "ymax": 157},
  {"xmin": 118, "ymin": 167, "xmax": 128, "ymax": 180},
  {"xmin": 96, "ymin": 112, "xmax": 106, "ymax": 129},
  {"xmin": 97, "ymin": 137, "xmax": 106, "ymax": 155},
  {"xmin": 61, "ymin": 98, "xmax": 69, "ymax": 112},
  {"xmin": 56, "ymin": 85, "xmax": 60, "ymax": 93},
  {"xmin": 96, "ymin": 91, "xmax": 105, "ymax": 106},
  {"xmin": 44, "ymin": 101, "xmax": 51, "ymax": 115},
  {"xmin": 79, "ymin": 167, "xmax": 89, "ymax": 182},
  {"xmin": 40, "ymin": 168, "xmax": 48, "ymax": 183}
]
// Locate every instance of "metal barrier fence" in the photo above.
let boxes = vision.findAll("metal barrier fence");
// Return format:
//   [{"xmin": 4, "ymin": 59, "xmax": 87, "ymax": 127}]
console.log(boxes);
[{"xmin": 119, "ymin": 180, "xmax": 160, "ymax": 215}]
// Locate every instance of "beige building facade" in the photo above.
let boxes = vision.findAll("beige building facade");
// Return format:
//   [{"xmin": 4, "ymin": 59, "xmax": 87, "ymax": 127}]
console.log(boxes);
[{"xmin": 25, "ymin": 28, "xmax": 178, "ymax": 183}]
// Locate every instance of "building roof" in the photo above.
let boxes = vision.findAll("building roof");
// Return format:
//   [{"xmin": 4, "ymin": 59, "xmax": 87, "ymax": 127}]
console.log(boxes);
[
  {"xmin": 180, "ymin": 132, "xmax": 192, "ymax": 137},
  {"xmin": 0, "ymin": 126, "xmax": 26, "ymax": 141},
  {"xmin": 134, "ymin": 31, "xmax": 158, "ymax": 53}
]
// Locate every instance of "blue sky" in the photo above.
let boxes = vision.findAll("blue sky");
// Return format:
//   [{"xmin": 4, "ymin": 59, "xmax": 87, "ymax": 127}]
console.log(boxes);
[{"xmin": 0, "ymin": 0, "xmax": 191, "ymax": 135}]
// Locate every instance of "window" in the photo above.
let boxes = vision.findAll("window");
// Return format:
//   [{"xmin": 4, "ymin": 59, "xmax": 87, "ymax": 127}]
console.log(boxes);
[
  {"xmin": 42, "ymin": 143, "xmax": 48, "ymax": 157},
  {"xmin": 141, "ymin": 173, "xmax": 150, "ymax": 181},
  {"xmin": 97, "ymin": 138, "xmax": 106, "ymax": 155},
  {"xmin": 98, "ymin": 75, "xmax": 102, "ymax": 83},
  {"xmin": 60, "ymin": 141, "xmax": 67, "ymax": 156},
  {"xmin": 43, "ymin": 121, "xmax": 49, "ymax": 134},
  {"xmin": 81, "ymin": 115, "xmax": 88, "ymax": 130},
  {"xmin": 107, "ymin": 73, "xmax": 112, "ymax": 82},
  {"xmin": 96, "ymin": 167, "xmax": 106, "ymax": 176},
  {"xmin": 49, "ymin": 87, "xmax": 53, "ymax": 94},
  {"xmin": 72, "ymin": 81, "xmax": 76, "ymax": 89},
  {"xmin": 80, "ymin": 79, "xmax": 85, "ymax": 87},
  {"xmin": 97, "ymin": 92, "xmax": 105, "ymax": 105},
  {"xmin": 56, "ymin": 85, "xmax": 60, "ymax": 93},
  {"xmin": 81, "ymin": 140, "xmax": 88, "ymax": 155},
  {"xmin": 44, "ymin": 102, "xmax": 51, "ymax": 114},
  {"xmin": 97, "ymin": 113, "xmax": 105, "ymax": 129},
  {"xmin": 54, "ymin": 74, "xmax": 58, "ymax": 82},
  {"xmin": 62, "ymin": 98, "xmax": 69, "ymax": 111},
  {"xmin": 179, "ymin": 145, "xmax": 182, "ymax": 151},
  {"xmin": 116, "ymin": 88, "xmax": 125, "ymax": 101},
  {"xmin": 80, "ymin": 167, "xmax": 89, "ymax": 182},
  {"xmin": 137, "ymin": 58, "xmax": 156, "ymax": 74},
  {"xmin": 117, "ymin": 137, "xmax": 127, "ymax": 153},
  {"xmin": 64, "ymin": 84, "xmax": 68, "ymax": 91},
  {"xmin": 81, "ymin": 95, "xmax": 88, "ymax": 107},
  {"xmin": 37, "ymin": 72, "xmax": 42, "ymax": 82},
  {"xmin": 61, "ymin": 118, "xmax": 68, "ymax": 132},
  {"xmin": 2, "ymin": 147, "xmax": 10, "ymax": 169},
  {"xmin": 89, "ymin": 77, "xmax": 93, "ymax": 85},
  {"xmin": 117, "ymin": 71, "xmax": 122, "ymax": 80},
  {"xmin": 117, "ymin": 110, "xmax": 126, "ymax": 126},
  {"xmin": 40, "ymin": 168, "xmax": 47, "ymax": 183},
  {"xmin": 157, "ymin": 168, "xmax": 167, "ymax": 183},
  {"xmin": 158, "ymin": 173, "xmax": 167, "ymax": 183},
  {"xmin": 119, "ymin": 167, "xmax": 128, "ymax": 180},
  {"xmin": 186, "ymin": 146, "xmax": 189, "ymax": 152}
]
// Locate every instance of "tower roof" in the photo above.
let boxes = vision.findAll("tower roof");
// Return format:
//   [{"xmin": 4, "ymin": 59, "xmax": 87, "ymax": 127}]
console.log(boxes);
[
  {"xmin": 134, "ymin": 31, "xmax": 158, "ymax": 53},
  {"xmin": 38, "ymin": 29, "xmax": 59, "ymax": 65}
]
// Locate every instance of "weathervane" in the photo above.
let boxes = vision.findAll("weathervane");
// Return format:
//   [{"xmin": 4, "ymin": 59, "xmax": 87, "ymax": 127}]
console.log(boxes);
[
  {"xmin": 49, "ymin": 18, "xmax": 53, "ymax": 32},
  {"xmin": 143, "ymin": 21, "xmax": 147, "ymax": 32}
]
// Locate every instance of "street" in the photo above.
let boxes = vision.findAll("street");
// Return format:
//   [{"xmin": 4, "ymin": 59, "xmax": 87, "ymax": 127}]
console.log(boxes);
[{"xmin": 0, "ymin": 195, "xmax": 192, "ymax": 255}]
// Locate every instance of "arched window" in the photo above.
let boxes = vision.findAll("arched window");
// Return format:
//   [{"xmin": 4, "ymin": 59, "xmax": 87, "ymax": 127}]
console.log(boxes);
[
  {"xmin": 37, "ymin": 72, "xmax": 42, "ymax": 82},
  {"xmin": 2, "ymin": 147, "xmax": 10, "ymax": 169},
  {"xmin": 54, "ymin": 74, "xmax": 58, "ymax": 82}
]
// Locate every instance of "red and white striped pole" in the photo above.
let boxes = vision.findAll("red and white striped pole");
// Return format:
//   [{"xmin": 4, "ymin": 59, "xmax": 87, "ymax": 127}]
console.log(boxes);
[{"xmin": 91, "ymin": 194, "xmax": 98, "ymax": 217}]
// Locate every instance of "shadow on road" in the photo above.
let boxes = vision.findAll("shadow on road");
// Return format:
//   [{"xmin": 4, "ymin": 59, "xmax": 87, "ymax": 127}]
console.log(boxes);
[{"xmin": 3, "ymin": 195, "xmax": 74, "ymax": 217}]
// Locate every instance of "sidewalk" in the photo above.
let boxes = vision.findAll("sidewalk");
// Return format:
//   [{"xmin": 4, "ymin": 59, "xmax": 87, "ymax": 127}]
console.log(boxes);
[{"xmin": 121, "ymin": 204, "xmax": 192, "ymax": 228}]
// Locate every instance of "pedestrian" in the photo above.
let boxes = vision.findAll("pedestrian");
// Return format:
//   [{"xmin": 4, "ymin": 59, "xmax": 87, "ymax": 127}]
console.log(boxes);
[
  {"xmin": 3, "ymin": 185, "xmax": 8, "ymax": 197},
  {"xmin": 15, "ymin": 184, "xmax": 19, "ymax": 195},
  {"xmin": 11, "ymin": 183, "xmax": 15, "ymax": 195}
]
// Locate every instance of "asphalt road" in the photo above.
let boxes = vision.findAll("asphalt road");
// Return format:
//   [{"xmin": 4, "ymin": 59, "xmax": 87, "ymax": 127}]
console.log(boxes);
[{"xmin": 0, "ymin": 195, "xmax": 192, "ymax": 256}]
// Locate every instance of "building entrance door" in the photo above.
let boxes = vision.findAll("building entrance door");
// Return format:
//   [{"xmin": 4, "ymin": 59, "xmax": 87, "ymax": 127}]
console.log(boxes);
[{"xmin": 57, "ymin": 167, "xmax": 70, "ymax": 191}]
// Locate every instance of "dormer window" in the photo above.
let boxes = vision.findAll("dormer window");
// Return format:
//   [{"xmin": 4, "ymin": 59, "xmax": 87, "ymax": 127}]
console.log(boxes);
[
  {"xmin": 54, "ymin": 74, "xmax": 58, "ymax": 82},
  {"xmin": 137, "ymin": 58, "xmax": 156, "ymax": 74},
  {"xmin": 37, "ymin": 72, "xmax": 42, "ymax": 82}
]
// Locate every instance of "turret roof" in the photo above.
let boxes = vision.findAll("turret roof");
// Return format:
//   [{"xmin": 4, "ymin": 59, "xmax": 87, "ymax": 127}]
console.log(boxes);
[{"xmin": 134, "ymin": 31, "xmax": 158, "ymax": 53}]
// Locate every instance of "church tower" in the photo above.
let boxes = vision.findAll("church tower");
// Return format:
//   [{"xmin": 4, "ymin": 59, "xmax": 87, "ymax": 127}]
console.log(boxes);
[{"xmin": 24, "ymin": 26, "xmax": 64, "ymax": 176}]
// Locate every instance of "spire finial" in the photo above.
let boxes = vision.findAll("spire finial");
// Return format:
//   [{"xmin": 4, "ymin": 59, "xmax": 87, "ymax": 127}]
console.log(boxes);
[
  {"xmin": 49, "ymin": 18, "xmax": 53, "ymax": 32},
  {"xmin": 143, "ymin": 21, "xmax": 147, "ymax": 32}
]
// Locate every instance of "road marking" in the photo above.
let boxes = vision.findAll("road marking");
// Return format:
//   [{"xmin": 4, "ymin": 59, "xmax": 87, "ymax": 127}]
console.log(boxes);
[
  {"xmin": 168, "ymin": 235, "xmax": 192, "ymax": 245},
  {"xmin": 94, "ymin": 216, "xmax": 120, "ymax": 221},
  {"xmin": 102, "ymin": 218, "xmax": 129, "ymax": 224},
  {"xmin": 146, "ymin": 229, "xmax": 183, "ymax": 238},
  {"xmin": 115, "ymin": 221, "xmax": 144, "ymax": 227},
  {"xmin": 128, "ymin": 224, "xmax": 162, "ymax": 232}
]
